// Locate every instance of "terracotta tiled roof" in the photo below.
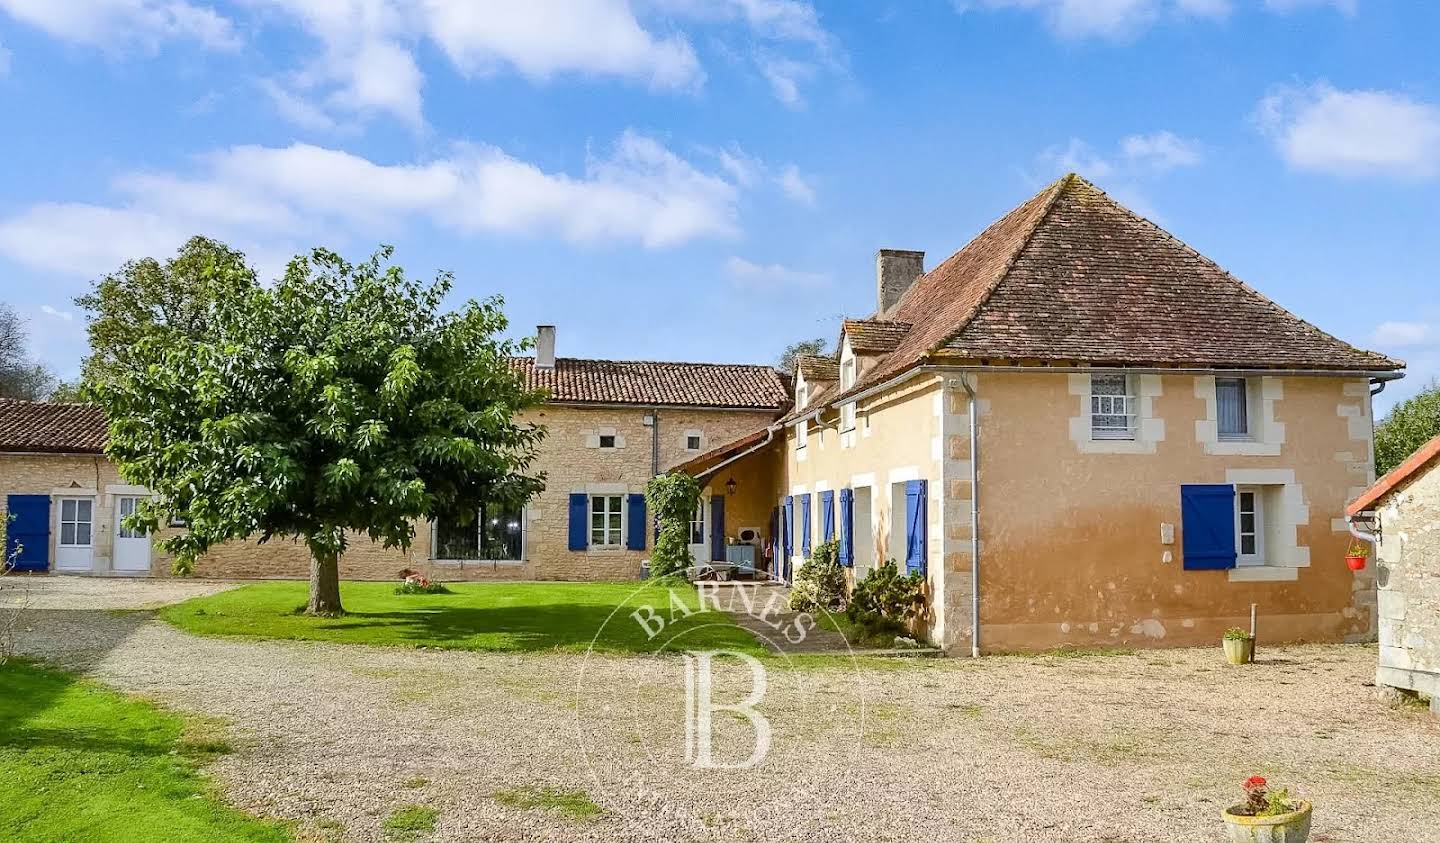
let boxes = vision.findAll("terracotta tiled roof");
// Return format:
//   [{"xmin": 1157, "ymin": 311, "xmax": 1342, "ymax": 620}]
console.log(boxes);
[
  {"xmin": 512, "ymin": 357, "xmax": 789, "ymax": 409},
  {"xmin": 843, "ymin": 319, "xmax": 912, "ymax": 353},
  {"xmin": 1347, "ymin": 433, "xmax": 1440, "ymax": 515},
  {"xmin": 0, "ymin": 400, "xmax": 107, "ymax": 454},
  {"xmin": 796, "ymin": 355, "xmax": 839, "ymax": 382},
  {"xmin": 842, "ymin": 174, "xmax": 1401, "ymax": 401}
]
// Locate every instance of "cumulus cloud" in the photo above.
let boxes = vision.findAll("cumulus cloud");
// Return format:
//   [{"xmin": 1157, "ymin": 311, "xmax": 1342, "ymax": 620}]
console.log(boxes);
[
  {"xmin": 0, "ymin": 132, "xmax": 750, "ymax": 279},
  {"xmin": 724, "ymin": 256, "xmax": 827, "ymax": 287},
  {"xmin": 1255, "ymin": 82, "xmax": 1440, "ymax": 180},
  {"xmin": 776, "ymin": 164, "xmax": 817, "ymax": 204},
  {"xmin": 0, "ymin": 0, "xmax": 240, "ymax": 51},
  {"xmin": 1370, "ymin": 321, "xmax": 1434, "ymax": 348},
  {"xmin": 704, "ymin": 146, "xmax": 816, "ymax": 205}
]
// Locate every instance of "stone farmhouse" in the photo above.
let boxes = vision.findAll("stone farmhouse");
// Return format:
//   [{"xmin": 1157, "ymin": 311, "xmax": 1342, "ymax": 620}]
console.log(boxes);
[{"xmin": 0, "ymin": 174, "xmax": 1405, "ymax": 653}]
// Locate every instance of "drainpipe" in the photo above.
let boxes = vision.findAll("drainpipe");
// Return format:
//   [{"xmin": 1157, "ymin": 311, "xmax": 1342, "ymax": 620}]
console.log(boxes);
[
  {"xmin": 696, "ymin": 425, "xmax": 778, "ymax": 483},
  {"xmin": 1346, "ymin": 513, "xmax": 1378, "ymax": 545},
  {"xmin": 959, "ymin": 375, "xmax": 981, "ymax": 658}
]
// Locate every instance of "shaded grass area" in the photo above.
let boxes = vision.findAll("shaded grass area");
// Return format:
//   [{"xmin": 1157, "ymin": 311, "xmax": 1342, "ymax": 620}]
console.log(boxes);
[
  {"xmin": 493, "ymin": 786, "xmax": 604, "ymax": 821},
  {"xmin": 0, "ymin": 661, "xmax": 289, "ymax": 843},
  {"xmin": 161, "ymin": 581, "xmax": 766, "ymax": 656}
]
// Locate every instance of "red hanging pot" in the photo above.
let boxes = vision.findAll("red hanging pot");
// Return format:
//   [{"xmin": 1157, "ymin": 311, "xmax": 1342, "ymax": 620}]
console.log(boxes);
[{"xmin": 1345, "ymin": 555, "xmax": 1367, "ymax": 572}]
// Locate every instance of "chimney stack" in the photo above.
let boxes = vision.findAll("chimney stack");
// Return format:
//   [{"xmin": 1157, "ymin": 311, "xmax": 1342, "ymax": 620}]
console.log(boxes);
[
  {"xmin": 536, "ymin": 325, "xmax": 556, "ymax": 369},
  {"xmin": 876, "ymin": 249, "xmax": 924, "ymax": 318}
]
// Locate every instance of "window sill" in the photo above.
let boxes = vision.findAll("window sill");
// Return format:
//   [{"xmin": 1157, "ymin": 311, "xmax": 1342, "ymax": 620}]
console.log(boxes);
[
  {"xmin": 1227, "ymin": 566, "xmax": 1299, "ymax": 582},
  {"xmin": 431, "ymin": 558, "xmax": 525, "ymax": 567}
]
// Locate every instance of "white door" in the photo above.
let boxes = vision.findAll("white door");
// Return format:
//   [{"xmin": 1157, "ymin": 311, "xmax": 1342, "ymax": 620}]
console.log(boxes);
[
  {"xmin": 55, "ymin": 496, "xmax": 95, "ymax": 572},
  {"xmin": 688, "ymin": 498, "xmax": 708, "ymax": 566},
  {"xmin": 113, "ymin": 495, "xmax": 152, "ymax": 573}
]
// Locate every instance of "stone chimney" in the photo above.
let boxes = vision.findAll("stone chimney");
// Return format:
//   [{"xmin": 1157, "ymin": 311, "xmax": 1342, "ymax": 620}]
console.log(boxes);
[
  {"xmin": 876, "ymin": 249, "xmax": 924, "ymax": 317},
  {"xmin": 536, "ymin": 325, "xmax": 556, "ymax": 369}
]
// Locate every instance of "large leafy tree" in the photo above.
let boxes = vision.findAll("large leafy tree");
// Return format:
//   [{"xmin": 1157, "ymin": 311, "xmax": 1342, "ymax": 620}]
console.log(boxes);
[
  {"xmin": 92, "ymin": 245, "xmax": 547, "ymax": 615},
  {"xmin": 75, "ymin": 236, "xmax": 246, "ymax": 394},
  {"xmin": 1375, "ymin": 379, "xmax": 1440, "ymax": 475}
]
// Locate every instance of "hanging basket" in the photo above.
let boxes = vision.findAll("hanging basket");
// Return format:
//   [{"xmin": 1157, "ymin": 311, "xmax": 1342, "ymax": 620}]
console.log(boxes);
[{"xmin": 1345, "ymin": 555, "xmax": 1367, "ymax": 572}]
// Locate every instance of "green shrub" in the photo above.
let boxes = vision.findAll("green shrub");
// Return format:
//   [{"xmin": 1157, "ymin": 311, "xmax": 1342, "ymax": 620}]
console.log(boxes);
[
  {"xmin": 645, "ymin": 473, "xmax": 702, "ymax": 578},
  {"xmin": 845, "ymin": 560, "xmax": 926, "ymax": 643},
  {"xmin": 788, "ymin": 540, "xmax": 845, "ymax": 613},
  {"xmin": 1375, "ymin": 378, "xmax": 1440, "ymax": 475}
]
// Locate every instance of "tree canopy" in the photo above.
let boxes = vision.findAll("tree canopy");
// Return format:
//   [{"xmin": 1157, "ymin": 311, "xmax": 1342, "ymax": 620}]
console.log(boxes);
[
  {"xmin": 1375, "ymin": 379, "xmax": 1440, "ymax": 475},
  {"xmin": 776, "ymin": 338, "xmax": 827, "ymax": 375},
  {"xmin": 90, "ymin": 243, "xmax": 547, "ymax": 614},
  {"xmin": 75, "ymin": 236, "xmax": 248, "ymax": 394},
  {"xmin": 0, "ymin": 303, "xmax": 55, "ymax": 400}
]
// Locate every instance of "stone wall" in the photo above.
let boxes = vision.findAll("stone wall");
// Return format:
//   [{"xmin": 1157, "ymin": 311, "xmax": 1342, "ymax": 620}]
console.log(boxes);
[
  {"xmin": 1374, "ymin": 459, "xmax": 1440, "ymax": 700},
  {"xmin": 1, "ymin": 403, "xmax": 776, "ymax": 582}
]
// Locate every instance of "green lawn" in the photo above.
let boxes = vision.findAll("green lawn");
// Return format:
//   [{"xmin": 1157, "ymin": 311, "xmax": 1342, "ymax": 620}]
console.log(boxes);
[
  {"xmin": 161, "ymin": 580, "xmax": 766, "ymax": 656},
  {"xmin": 0, "ymin": 661, "xmax": 290, "ymax": 843}
]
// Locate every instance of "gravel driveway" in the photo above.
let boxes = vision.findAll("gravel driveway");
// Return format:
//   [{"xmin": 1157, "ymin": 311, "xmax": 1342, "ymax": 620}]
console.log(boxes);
[{"xmin": 9, "ymin": 577, "xmax": 1440, "ymax": 842}]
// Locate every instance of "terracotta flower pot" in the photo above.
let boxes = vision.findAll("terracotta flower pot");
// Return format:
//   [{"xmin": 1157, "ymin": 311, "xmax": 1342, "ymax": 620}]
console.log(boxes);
[
  {"xmin": 1222, "ymin": 800, "xmax": 1312, "ymax": 843},
  {"xmin": 1345, "ymin": 555, "xmax": 1366, "ymax": 571},
  {"xmin": 1223, "ymin": 636, "xmax": 1255, "ymax": 665}
]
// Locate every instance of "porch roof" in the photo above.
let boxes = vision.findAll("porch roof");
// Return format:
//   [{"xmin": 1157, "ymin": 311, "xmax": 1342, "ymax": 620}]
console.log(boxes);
[{"xmin": 672, "ymin": 424, "xmax": 775, "ymax": 477}]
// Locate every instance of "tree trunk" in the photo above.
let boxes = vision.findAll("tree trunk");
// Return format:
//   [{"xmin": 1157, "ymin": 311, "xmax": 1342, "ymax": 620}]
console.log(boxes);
[{"xmin": 307, "ymin": 551, "xmax": 343, "ymax": 616}]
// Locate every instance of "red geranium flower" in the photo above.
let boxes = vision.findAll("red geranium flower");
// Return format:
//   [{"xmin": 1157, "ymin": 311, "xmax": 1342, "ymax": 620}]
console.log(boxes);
[{"xmin": 1243, "ymin": 776, "xmax": 1267, "ymax": 791}]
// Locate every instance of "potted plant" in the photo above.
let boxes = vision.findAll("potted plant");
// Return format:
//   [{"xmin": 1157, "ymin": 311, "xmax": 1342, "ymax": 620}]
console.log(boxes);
[
  {"xmin": 1222, "ymin": 776, "xmax": 1311, "ymax": 842},
  {"xmin": 1223, "ymin": 627, "xmax": 1255, "ymax": 665},
  {"xmin": 1344, "ymin": 540, "xmax": 1369, "ymax": 572}
]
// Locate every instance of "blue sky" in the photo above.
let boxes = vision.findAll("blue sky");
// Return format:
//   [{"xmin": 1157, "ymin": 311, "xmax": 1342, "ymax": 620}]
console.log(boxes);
[{"xmin": 1, "ymin": 0, "xmax": 1437, "ymax": 412}]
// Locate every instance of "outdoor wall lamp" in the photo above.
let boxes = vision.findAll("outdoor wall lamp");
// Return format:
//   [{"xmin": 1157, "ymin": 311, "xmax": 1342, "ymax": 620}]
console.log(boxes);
[{"xmin": 726, "ymin": 477, "xmax": 737, "ymax": 496}]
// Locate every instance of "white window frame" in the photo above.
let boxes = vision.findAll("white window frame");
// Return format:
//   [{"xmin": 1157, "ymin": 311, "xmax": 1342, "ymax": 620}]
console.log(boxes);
[
  {"xmin": 685, "ymin": 433, "xmax": 703, "ymax": 451},
  {"xmin": 840, "ymin": 356, "xmax": 857, "ymax": 432},
  {"xmin": 1089, "ymin": 373, "xmax": 1136, "ymax": 441},
  {"xmin": 797, "ymin": 418, "xmax": 808, "ymax": 450},
  {"xmin": 1235, "ymin": 485, "xmax": 1265, "ymax": 566},
  {"xmin": 590, "ymin": 494, "xmax": 625, "ymax": 549},
  {"xmin": 688, "ymin": 499, "xmax": 706, "ymax": 546},
  {"xmin": 1216, "ymin": 377, "xmax": 1253, "ymax": 442},
  {"xmin": 58, "ymin": 497, "xmax": 94, "ymax": 548}
]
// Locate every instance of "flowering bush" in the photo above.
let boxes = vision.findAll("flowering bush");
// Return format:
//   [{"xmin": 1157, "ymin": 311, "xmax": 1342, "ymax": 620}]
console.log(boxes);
[
  {"xmin": 394, "ymin": 570, "xmax": 451, "ymax": 595},
  {"xmin": 1235, "ymin": 776, "xmax": 1298, "ymax": 817}
]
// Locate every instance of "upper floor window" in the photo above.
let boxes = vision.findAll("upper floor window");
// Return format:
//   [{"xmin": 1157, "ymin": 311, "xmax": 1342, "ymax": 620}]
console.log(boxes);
[
  {"xmin": 1090, "ymin": 373, "xmax": 1135, "ymax": 440},
  {"xmin": 796, "ymin": 381, "xmax": 809, "ymax": 411},
  {"xmin": 598, "ymin": 434, "xmax": 616, "ymax": 449},
  {"xmin": 1216, "ymin": 377, "xmax": 1250, "ymax": 440},
  {"xmin": 797, "ymin": 418, "xmax": 809, "ymax": 450},
  {"xmin": 686, "ymin": 434, "xmax": 702, "ymax": 451}
]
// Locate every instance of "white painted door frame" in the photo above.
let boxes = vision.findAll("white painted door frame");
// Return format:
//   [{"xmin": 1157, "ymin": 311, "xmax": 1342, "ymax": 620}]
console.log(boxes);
[
  {"xmin": 112, "ymin": 495, "xmax": 152, "ymax": 574},
  {"xmin": 54, "ymin": 495, "xmax": 96, "ymax": 572}
]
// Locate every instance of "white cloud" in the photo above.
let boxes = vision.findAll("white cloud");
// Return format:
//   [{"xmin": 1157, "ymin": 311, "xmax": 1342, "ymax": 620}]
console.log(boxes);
[
  {"xmin": 1255, "ymin": 82, "xmax": 1440, "ymax": 180},
  {"xmin": 1038, "ymin": 130, "xmax": 1203, "ymax": 180},
  {"xmin": 0, "ymin": 132, "xmax": 749, "ymax": 279},
  {"xmin": 776, "ymin": 164, "xmax": 816, "ymax": 204},
  {"xmin": 1370, "ymin": 321, "xmax": 1434, "ymax": 348},
  {"xmin": 1120, "ymin": 131, "xmax": 1202, "ymax": 172},
  {"xmin": 758, "ymin": 55, "xmax": 815, "ymax": 107},
  {"xmin": 258, "ymin": 79, "xmax": 339, "ymax": 132},
  {"xmin": 1264, "ymin": 0, "xmax": 1356, "ymax": 14},
  {"xmin": 655, "ymin": 0, "xmax": 837, "ymax": 105},
  {"xmin": 40, "ymin": 304, "xmax": 74, "ymax": 321},
  {"xmin": 955, "ymin": 0, "xmax": 1361, "ymax": 40},
  {"xmin": 724, "ymin": 256, "xmax": 826, "ymax": 287},
  {"xmin": 420, "ymin": 0, "xmax": 701, "ymax": 88},
  {"xmin": 0, "ymin": 0, "xmax": 240, "ymax": 51}
]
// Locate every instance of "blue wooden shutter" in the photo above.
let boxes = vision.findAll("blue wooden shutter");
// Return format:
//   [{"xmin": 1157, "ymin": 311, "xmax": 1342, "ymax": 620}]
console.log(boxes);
[
  {"xmin": 625, "ymin": 494, "xmax": 646, "ymax": 551},
  {"xmin": 783, "ymin": 496, "xmax": 794, "ymax": 559},
  {"xmin": 5, "ymin": 495, "xmax": 51, "ymax": 573},
  {"xmin": 904, "ymin": 479, "xmax": 927, "ymax": 575},
  {"xmin": 568, "ymin": 493, "xmax": 588, "ymax": 551},
  {"xmin": 800, "ymin": 493, "xmax": 812, "ymax": 558},
  {"xmin": 837, "ymin": 488, "xmax": 853, "ymax": 567},
  {"xmin": 710, "ymin": 495, "xmax": 725, "ymax": 562},
  {"xmin": 1181, "ymin": 484, "xmax": 1237, "ymax": 570},
  {"xmin": 820, "ymin": 490, "xmax": 835, "ymax": 544}
]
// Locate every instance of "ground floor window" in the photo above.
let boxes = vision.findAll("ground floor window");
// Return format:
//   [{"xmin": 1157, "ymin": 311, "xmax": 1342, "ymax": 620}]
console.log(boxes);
[
  {"xmin": 591, "ymin": 495, "xmax": 624, "ymax": 548},
  {"xmin": 689, "ymin": 499, "xmax": 706, "ymax": 545},
  {"xmin": 434, "ymin": 501, "xmax": 525, "ymax": 560},
  {"xmin": 1235, "ymin": 485, "xmax": 1266, "ymax": 566},
  {"xmin": 59, "ymin": 498, "xmax": 93, "ymax": 547}
]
